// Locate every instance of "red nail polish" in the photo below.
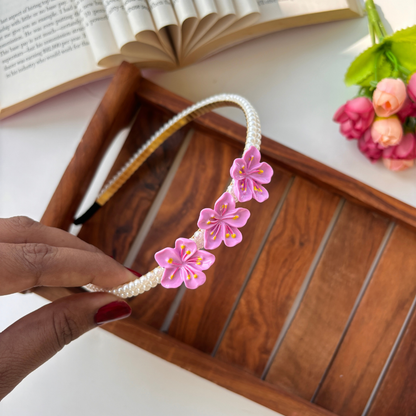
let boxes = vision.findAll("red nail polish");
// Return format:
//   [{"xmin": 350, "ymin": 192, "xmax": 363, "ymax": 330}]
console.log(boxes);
[
  {"xmin": 126, "ymin": 267, "xmax": 142, "ymax": 278},
  {"xmin": 95, "ymin": 301, "xmax": 132, "ymax": 325}
]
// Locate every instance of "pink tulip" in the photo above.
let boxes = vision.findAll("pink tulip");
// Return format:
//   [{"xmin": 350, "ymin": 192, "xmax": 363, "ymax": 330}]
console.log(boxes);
[
  {"xmin": 373, "ymin": 78, "xmax": 406, "ymax": 117},
  {"xmin": 383, "ymin": 159, "xmax": 414, "ymax": 171},
  {"xmin": 371, "ymin": 115, "xmax": 403, "ymax": 148},
  {"xmin": 358, "ymin": 129, "xmax": 383, "ymax": 162},
  {"xmin": 397, "ymin": 97, "xmax": 416, "ymax": 123},
  {"xmin": 408, "ymin": 73, "xmax": 416, "ymax": 103},
  {"xmin": 333, "ymin": 97, "xmax": 374, "ymax": 139},
  {"xmin": 382, "ymin": 132, "xmax": 416, "ymax": 171}
]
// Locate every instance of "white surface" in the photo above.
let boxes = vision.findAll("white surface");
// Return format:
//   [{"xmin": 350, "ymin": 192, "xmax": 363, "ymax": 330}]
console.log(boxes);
[{"xmin": 0, "ymin": 0, "xmax": 414, "ymax": 413}]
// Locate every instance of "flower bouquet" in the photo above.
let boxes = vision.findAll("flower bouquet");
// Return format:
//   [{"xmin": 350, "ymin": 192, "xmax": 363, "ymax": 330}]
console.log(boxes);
[{"xmin": 334, "ymin": 0, "xmax": 416, "ymax": 171}]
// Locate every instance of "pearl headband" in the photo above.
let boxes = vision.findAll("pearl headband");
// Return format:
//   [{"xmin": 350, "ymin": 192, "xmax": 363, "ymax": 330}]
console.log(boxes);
[{"xmin": 80, "ymin": 94, "xmax": 273, "ymax": 298}]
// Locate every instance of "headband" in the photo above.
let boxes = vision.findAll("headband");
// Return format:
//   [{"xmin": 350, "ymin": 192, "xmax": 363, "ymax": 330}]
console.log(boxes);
[{"xmin": 79, "ymin": 94, "xmax": 273, "ymax": 298}]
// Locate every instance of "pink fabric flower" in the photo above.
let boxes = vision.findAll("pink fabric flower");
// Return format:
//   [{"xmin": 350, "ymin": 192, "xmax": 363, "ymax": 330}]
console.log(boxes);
[
  {"xmin": 397, "ymin": 97, "xmax": 416, "ymax": 122},
  {"xmin": 382, "ymin": 132, "xmax": 416, "ymax": 172},
  {"xmin": 408, "ymin": 73, "xmax": 416, "ymax": 103},
  {"xmin": 230, "ymin": 146, "xmax": 273, "ymax": 202},
  {"xmin": 358, "ymin": 129, "xmax": 383, "ymax": 163},
  {"xmin": 155, "ymin": 238, "xmax": 215, "ymax": 289},
  {"xmin": 197, "ymin": 192, "xmax": 250, "ymax": 250},
  {"xmin": 373, "ymin": 78, "xmax": 406, "ymax": 117},
  {"xmin": 333, "ymin": 97, "xmax": 374, "ymax": 139},
  {"xmin": 371, "ymin": 116, "xmax": 403, "ymax": 148}
]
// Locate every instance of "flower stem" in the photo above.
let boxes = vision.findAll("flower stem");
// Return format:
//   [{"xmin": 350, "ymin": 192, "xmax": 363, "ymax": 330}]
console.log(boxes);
[{"xmin": 365, "ymin": 0, "xmax": 387, "ymax": 44}]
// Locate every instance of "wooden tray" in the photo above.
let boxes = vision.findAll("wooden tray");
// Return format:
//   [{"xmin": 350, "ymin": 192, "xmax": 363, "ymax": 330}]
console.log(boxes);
[{"xmin": 38, "ymin": 62, "xmax": 416, "ymax": 416}]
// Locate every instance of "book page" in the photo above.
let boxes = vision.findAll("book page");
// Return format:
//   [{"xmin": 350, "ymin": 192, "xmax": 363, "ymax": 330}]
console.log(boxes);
[
  {"xmin": 75, "ymin": 0, "xmax": 122, "ymax": 66},
  {"xmin": 122, "ymin": 0, "xmax": 166, "ymax": 54},
  {"xmin": 185, "ymin": 0, "xmax": 236, "ymax": 54},
  {"xmin": 102, "ymin": 0, "xmax": 173, "ymax": 61},
  {"xmin": 256, "ymin": 0, "xmax": 363, "ymax": 24},
  {"xmin": 0, "ymin": 0, "xmax": 110, "ymax": 111},
  {"xmin": 148, "ymin": 0, "xmax": 180, "ymax": 59},
  {"xmin": 183, "ymin": 0, "xmax": 218, "ymax": 55},
  {"xmin": 172, "ymin": 0, "xmax": 198, "ymax": 51},
  {"xmin": 215, "ymin": 0, "xmax": 260, "ymax": 37},
  {"xmin": 103, "ymin": 0, "xmax": 136, "ymax": 49}
]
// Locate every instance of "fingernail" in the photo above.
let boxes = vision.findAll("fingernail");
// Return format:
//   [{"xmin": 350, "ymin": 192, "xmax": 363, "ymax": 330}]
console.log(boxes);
[
  {"xmin": 126, "ymin": 267, "xmax": 142, "ymax": 278},
  {"xmin": 95, "ymin": 301, "xmax": 132, "ymax": 325}
]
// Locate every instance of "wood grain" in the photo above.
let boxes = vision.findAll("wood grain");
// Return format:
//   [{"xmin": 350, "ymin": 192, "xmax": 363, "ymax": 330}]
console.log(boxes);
[
  {"xmin": 127, "ymin": 129, "xmax": 241, "ymax": 329},
  {"xmin": 77, "ymin": 104, "xmax": 187, "ymax": 263},
  {"xmin": 136, "ymin": 78, "xmax": 416, "ymax": 230},
  {"xmin": 41, "ymin": 62, "xmax": 141, "ymax": 231},
  {"xmin": 105, "ymin": 317, "xmax": 338, "ymax": 416},
  {"xmin": 35, "ymin": 285, "xmax": 337, "ymax": 416},
  {"xmin": 167, "ymin": 161, "xmax": 292, "ymax": 354},
  {"xmin": 265, "ymin": 202, "xmax": 389, "ymax": 399},
  {"xmin": 368, "ymin": 302, "xmax": 416, "ymax": 416},
  {"xmin": 314, "ymin": 225, "xmax": 416, "ymax": 416},
  {"xmin": 216, "ymin": 177, "xmax": 340, "ymax": 376}
]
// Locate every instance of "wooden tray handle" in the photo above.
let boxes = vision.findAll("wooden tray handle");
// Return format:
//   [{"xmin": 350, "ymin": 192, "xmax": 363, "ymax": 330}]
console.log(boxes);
[{"xmin": 41, "ymin": 62, "xmax": 142, "ymax": 230}]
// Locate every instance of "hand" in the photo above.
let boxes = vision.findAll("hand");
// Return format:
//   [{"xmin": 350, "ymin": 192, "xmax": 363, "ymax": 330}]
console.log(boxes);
[{"xmin": 0, "ymin": 216, "xmax": 136, "ymax": 400}]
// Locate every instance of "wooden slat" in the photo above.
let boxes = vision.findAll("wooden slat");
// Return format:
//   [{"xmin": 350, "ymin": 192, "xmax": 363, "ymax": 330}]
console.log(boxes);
[
  {"xmin": 33, "ymin": 286, "xmax": 337, "ymax": 416},
  {"xmin": 314, "ymin": 225, "xmax": 416, "ymax": 416},
  {"xmin": 77, "ymin": 105, "xmax": 187, "ymax": 262},
  {"xmin": 368, "ymin": 303, "xmax": 416, "ymax": 416},
  {"xmin": 41, "ymin": 62, "xmax": 141, "ymax": 231},
  {"xmin": 265, "ymin": 202, "xmax": 389, "ymax": 399},
  {"xmin": 215, "ymin": 177, "xmax": 340, "ymax": 376},
  {"xmin": 136, "ymin": 78, "xmax": 416, "ymax": 231},
  {"xmin": 167, "ymin": 161, "xmax": 292, "ymax": 353},
  {"xmin": 127, "ymin": 129, "xmax": 241, "ymax": 329}
]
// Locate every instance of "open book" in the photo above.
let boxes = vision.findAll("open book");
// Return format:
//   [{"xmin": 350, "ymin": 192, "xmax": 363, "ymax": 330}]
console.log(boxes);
[{"xmin": 0, "ymin": 0, "xmax": 363, "ymax": 119}]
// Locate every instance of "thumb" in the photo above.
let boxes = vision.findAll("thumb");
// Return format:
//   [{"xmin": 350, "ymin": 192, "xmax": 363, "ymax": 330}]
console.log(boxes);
[{"xmin": 0, "ymin": 293, "xmax": 131, "ymax": 400}]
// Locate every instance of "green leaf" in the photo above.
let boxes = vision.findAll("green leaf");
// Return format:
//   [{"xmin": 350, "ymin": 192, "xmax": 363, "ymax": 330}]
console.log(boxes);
[
  {"xmin": 344, "ymin": 24, "xmax": 416, "ymax": 87},
  {"xmin": 344, "ymin": 43, "xmax": 381, "ymax": 87}
]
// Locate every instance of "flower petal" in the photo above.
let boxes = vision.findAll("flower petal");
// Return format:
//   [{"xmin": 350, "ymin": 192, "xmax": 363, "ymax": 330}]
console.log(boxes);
[
  {"xmin": 252, "ymin": 183, "xmax": 269, "ymax": 203},
  {"xmin": 234, "ymin": 178, "xmax": 253, "ymax": 203},
  {"xmin": 223, "ymin": 207, "xmax": 250, "ymax": 227},
  {"xmin": 161, "ymin": 267, "xmax": 183, "ymax": 289},
  {"xmin": 189, "ymin": 250, "xmax": 216, "ymax": 271},
  {"xmin": 183, "ymin": 268, "xmax": 206, "ymax": 289},
  {"xmin": 230, "ymin": 158, "xmax": 246, "ymax": 180},
  {"xmin": 249, "ymin": 161, "xmax": 273, "ymax": 184},
  {"xmin": 223, "ymin": 227, "xmax": 242, "ymax": 247},
  {"xmin": 214, "ymin": 192, "xmax": 235, "ymax": 215},
  {"xmin": 155, "ymin": 247, "xmax": 181, "ymax": 268},
  {"xmin": 197, "ymin": 208, "xmax": 217, "ymax": 230},
  {"xmin": 175, "ymin": 238, "xmax": 197, "ymax": 259},
  {"xmin": 203, "ymin": 226, "xmax": 224, "ymax": 250},
  {"xmin": 244, "ymin": 146, "xmax": 261, "ymax": 168}
]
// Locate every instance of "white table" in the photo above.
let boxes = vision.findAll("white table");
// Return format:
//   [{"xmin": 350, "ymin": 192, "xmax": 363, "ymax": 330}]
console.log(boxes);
[{"xmin": 1, "ymin": 1, "xmax": 414, "ymax": 414}]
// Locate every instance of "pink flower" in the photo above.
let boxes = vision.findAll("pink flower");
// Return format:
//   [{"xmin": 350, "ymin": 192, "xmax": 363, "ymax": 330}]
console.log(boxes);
[
  {"xmin": 155, "ymin": 238, "xmax": 215, "ymax": 289},
  {"xmin": 333, "ymin": 97, "xmax": 374, "ymax": 139},
  {"xmin": 230, "ymin": 146, "xmax": 273, "ymax": 202},
  {"xmin": 358, "ymin": 129, "xmax": 383, "ymax": 163},
  {"xmin": 408, "ymin": 73, "xmax": 416, "ymax": 103},
  {"xmin": 382, "ymin": 133, "xmax": 416, "ymax": 172},
  {"xmin": 373, "ymin": 78, "xmax": 406, "ymax": 117},
  {"xmin": 371, "ymin": 115, "xmax": 403, "ymax": 148},
  {"xmin": 197, "ymin": 192, "xmax": 250, "ymax": 250},
  {"xmin": 397, "ymin": 97, "xmax": 416, "ymax": 123},
  {"xmin": 383, "ymin": 159, "xmax": 414, "ymax": 171}
]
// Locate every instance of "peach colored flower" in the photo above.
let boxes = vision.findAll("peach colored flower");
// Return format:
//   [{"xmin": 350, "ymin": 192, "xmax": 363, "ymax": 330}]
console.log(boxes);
[
  {"xmin": 371, "ymin": 116, "xmax": 403, "ymax": 148},
  {"xmin": 373, "ymin": 78, "xmax": 406, "ymax": 117},
  {"xmin": 383, "ymin": 159, "xmax": 414, "ymax": 171}
]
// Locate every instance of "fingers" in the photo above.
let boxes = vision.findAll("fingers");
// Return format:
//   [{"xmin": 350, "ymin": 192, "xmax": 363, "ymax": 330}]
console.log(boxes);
[
  {"xmin": 0, "ymin": 293, "xmax": 131, "ymax": 400},
  {"xmin": 0, "ymin": 242, "xmax": 135, "ymax": 295},
  {"xmin": 0, "ymin": 216, "xmax": 99, "ymax": 253}
]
